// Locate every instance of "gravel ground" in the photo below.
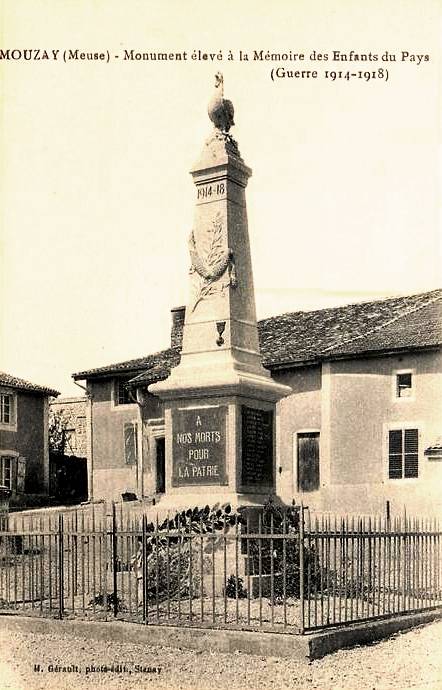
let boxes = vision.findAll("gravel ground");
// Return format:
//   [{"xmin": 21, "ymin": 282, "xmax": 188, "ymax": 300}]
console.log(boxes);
[{"xmin": 0, "ymin": 620, "xmax": 441, "ymax": 690}]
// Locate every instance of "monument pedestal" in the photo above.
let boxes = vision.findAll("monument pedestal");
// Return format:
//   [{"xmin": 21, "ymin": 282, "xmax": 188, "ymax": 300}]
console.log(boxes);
[
  {"xmin": 151, "ymin": 377, "xmax": 289, "ymax": 510},
  {"xmin": 150, "ymin": 78, "xmax": 290, "ymax": 509}
]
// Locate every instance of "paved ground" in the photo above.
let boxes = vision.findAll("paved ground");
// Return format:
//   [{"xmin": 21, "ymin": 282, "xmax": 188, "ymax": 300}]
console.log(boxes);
[{"xmin": 0, "ymin": 620, "xmax": 441, "ymax": 690}]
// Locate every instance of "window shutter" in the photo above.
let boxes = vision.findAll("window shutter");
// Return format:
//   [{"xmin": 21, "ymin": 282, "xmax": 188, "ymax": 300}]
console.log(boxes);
[
  {"xmin": 17, "ymin": 457, "xmax": 26, "ymax": 493},
  {"xmin": 124, "ymin": 423, "xmax": 138, "ymax": 465},
  {"xmin": 404, "ymin": 428, "xmax": 418, "ymax": 478},
  {"xmin": 388, "ymin": 430, "xmax": 403, "ymax": 479}
]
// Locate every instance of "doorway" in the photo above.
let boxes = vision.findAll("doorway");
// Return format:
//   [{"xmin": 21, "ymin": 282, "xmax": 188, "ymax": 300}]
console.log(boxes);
[
  {"xmin": 156, "ymin": 437, "xmax": 165, "ymax": 494},
  {"xmin": 297, "ymin": 432, "xmax": 320, "ymax": 492}
]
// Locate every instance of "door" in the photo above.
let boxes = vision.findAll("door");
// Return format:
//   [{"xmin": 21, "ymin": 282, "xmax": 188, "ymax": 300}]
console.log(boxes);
[
  {"xmin": 297, "ymin": 432, "xmax": 320, "ymax": 492},
  {"xmin": 156, "ymin": 438, "xmax": 165, "ymax": 493}
]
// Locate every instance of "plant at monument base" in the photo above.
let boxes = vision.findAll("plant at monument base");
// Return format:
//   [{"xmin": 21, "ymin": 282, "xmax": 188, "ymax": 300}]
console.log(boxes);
[
  {"xmin": 224, "ymin": 574, "xmax": 247, "ymax": 599},
  {"xmin": 89, "ymin": 592, "xmax": 122, "ymax": 612},
  {"xmin": 134, "ymin": 503, "xmax": 244, "ymax": 604},
  {"xmin": 246, "ymin": 497, "xmax": 322, "ymax": 602},
  {"xmin": 133, "ymin": 499, "xmax": 322, "ymax": 606}
]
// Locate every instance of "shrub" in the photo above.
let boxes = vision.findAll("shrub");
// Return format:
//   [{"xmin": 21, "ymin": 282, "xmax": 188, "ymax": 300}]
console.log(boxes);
[
  {"xmin": 224, "ymin": 574, "xmax": 247, "ymax": 599},
  {"xmin": 246, "ymin": 497, "xmax": 322, "ymax": 600},
  {"xmin": 89, "ymin": 592, "xmax": 122, "ymax": 612}
]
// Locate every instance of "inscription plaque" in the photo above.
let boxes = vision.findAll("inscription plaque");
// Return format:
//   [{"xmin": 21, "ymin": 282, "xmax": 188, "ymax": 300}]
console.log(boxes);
[
  {"xmin": 172, "ymin": 406, "xmax": 227, "ymax": 486},
  {"xmin": 241, "ymin": 406, "xmax": 274, "ymax": 486},
  {"xmin": 196, "ymin": 181, "xmax": 226, "ymax": 202}
]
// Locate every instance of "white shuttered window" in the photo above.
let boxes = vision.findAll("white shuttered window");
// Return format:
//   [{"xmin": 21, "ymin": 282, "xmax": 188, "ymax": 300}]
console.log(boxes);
[{"xmin": 388, "ymin": 428, "xmax": 418, "ymax": 479}]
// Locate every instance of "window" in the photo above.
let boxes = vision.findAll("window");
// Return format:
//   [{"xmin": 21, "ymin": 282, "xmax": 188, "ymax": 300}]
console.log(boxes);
[
  {"xmin": 396, "ymin": 372, "xmax": 413, "ymax": 398},
  {"xmin": 0, "ymin": 392, "xmax": 15, "ymax": 426},
  {"xmin": 0, "ymin": 456, "xmax": 12, "ymax": 489},
  {"xmin": 388, "ymin": 428, "xmax": 418, "ymax": 479},
  {"xmin": 115, "ymin": 379, "xmax": 133, "ymax": 405},
  {"xmin": 124, "ymin": 422, "xmax": 138, "ymax": 465}
]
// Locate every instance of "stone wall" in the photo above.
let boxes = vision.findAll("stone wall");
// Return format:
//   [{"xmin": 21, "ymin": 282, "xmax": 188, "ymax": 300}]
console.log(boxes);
[{"xmin": 50, "ymin": 396, "xmax": 87, "ymax": 457}]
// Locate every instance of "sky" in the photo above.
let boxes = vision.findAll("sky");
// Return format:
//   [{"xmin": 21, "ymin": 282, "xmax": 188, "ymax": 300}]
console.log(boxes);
[{"xmin": 1, "ymin": 0, "xmax": 441, "ymax": 396}]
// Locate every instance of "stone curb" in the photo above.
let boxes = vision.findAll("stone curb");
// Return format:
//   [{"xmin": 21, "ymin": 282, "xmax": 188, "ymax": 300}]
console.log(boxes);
[
  {"xmin": 1, "ymin": 608, "xmax": 441, "ymax": 661},
  {"xmin": 308, "ymin": 607, "xmax": 442, "ymax": 659}
]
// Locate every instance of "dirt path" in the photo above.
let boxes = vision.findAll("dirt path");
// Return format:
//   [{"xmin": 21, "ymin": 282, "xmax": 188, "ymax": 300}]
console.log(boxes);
[{"xmin": 0, "ymin": 620, "xmax": 441, "ymax": 690}]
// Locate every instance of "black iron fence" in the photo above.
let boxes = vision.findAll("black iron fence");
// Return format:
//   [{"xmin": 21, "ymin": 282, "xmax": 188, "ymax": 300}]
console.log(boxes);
[
  {"xmin": 300, "ymin": 512, "xmax": 442, "ymax": 631},
  {"xmin": 0, "ymin": 504, "xmax": 441, "ymax": 634}
]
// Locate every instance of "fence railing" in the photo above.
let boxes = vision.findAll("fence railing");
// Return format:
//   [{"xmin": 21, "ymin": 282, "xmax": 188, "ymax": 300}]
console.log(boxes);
[
  {"xmin": 301, "ymin": 513, "xmax": 442, "ymax": 631},
  {"xmin": 0, "ymin": 504, "xmax": 441, "ymax": 634}
]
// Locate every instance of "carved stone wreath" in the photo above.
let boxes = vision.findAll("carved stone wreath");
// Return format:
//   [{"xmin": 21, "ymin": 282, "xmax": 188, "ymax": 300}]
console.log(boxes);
[{"xmin": 188, "ymin": 212, "xmax": 237, "ymax": 312}]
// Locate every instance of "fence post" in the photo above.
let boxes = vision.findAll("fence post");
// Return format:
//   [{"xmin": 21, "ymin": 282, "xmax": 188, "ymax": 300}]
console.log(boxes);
[
  {"xmin": 403, "ymin": 507, "xmax": 407, "ymax": 612},
  {"xmin": 0, "ymin": 487, "xmax": 11, "ymax": 608},
  {"xmin": 74, "ymin": 510, "xmax": 78, "ymax": 596},
  {"xmin": 102, "ymin": 502, "xmax": 107, "ymax": 615},
  {"xmin": 0, "ymin": 486, "xmax": 11, "ymax": 532},
  {"xmin": 112, "ymin": 502, "xmax": 118, "ymax": 618},
  {"xmin": 299, "ymin": 503, "xmax": 305, "ymax": 634},
  {"xmin": 142, "ymin": 514, "xmax": 147, "ymax": 623},
  {"xmin": 58, "ymin": 513, "xmax": 64, "ymax": 619}
]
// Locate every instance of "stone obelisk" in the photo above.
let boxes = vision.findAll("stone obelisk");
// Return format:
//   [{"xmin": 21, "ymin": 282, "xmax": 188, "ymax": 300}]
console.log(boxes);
[{"xmin": 150, "ymin": 74, "xmax": 290, "ymax": 506}]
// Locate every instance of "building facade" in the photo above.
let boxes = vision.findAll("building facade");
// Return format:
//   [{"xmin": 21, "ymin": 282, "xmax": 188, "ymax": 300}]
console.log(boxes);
[
  {"xmin": 274, "ymin": 349, "xmax": 442, "ymax": 515},
  {"xmin": 73, "ymin": 289, "xmax": 442, "ymax": 516},
  {"xmin": 0, "ymin": 372, "xmax": 59, "ymax": 506},
  {"xmin": 49, "ymin": 396, "xmax": 88, "ymax": 457}
]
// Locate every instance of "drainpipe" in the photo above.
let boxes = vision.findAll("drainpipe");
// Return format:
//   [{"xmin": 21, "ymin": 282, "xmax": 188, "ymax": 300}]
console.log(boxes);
[
  {"xmin": 129, "ymin": 387, "xmax": 145, "ymax": 499},
  {"xmin": 74, "ymin": 380, "xmax": 94, "ymax": 502}
]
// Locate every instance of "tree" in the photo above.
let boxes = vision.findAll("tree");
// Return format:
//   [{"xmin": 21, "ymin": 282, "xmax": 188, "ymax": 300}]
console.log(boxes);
[{"xmin": 48, "ymin": 409, "xmax": 68, "ymax": 455}]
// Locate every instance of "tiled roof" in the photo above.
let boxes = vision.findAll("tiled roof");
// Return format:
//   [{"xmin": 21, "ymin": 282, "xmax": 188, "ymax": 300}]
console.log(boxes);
[
  {"xmin": 72, "ymin": 348, "xmax": 181, "ymax": 382},
  {"xmin": 0, "ymin": 372, "xmax": 59, "ymax": 397},
  {"xmin": 127, "ymin": 349, "xmax": 182, "ymax": 387},
  {"xmin": 321, "ymin": 298, "xmax": 442, "ymax": 360},
  {"xmin": 259, "ymin": 289, "xmax": 442, "ymax": 368},
  {"xmin": 72, "ymin": 289, "xmax": 442, "ymax": 385}
]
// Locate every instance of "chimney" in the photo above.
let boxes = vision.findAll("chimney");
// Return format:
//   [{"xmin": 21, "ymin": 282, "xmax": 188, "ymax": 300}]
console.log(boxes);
[{"xmin": 170, "ymin": 306, "xmax": 185, "ymax": 349}]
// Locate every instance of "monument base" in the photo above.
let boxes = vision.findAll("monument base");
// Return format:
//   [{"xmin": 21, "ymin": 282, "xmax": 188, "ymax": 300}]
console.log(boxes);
[{"xmin": 152, "ymin": 490, "xmax": 272, "ymax": 514}]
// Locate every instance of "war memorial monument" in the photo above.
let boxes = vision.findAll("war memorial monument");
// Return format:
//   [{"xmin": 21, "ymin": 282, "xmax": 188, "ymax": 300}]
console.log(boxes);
[{"xmin": 150, "ymin": 73, "xmax": 290, "ymax": 508}]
